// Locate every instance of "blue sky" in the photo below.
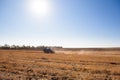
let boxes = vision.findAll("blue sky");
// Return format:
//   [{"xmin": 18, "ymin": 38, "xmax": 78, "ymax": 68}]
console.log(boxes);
[{"xmin": 0, "ymin": 0, "xmax": 120, "ymax": 47}]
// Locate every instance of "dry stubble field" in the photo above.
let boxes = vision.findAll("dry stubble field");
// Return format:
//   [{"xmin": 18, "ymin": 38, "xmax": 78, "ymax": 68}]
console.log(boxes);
[{"xmin": 0, "ymin": 50, "xmax": 120, "ymax": 80}]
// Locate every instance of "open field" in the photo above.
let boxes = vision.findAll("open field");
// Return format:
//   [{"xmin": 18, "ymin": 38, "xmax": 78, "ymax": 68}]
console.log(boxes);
[{"xmin": 0, "ymin": 50, "xmax": 120, "ymax": 80}]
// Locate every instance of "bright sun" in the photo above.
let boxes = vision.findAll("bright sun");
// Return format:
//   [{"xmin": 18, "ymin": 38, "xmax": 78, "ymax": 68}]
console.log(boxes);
[{"xmin": 28, "ymin": 0, "xmax": 52, "ymax": 18}]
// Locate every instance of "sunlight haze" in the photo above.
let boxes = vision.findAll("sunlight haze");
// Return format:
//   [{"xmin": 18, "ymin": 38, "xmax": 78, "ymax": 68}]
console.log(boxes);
[
  {"xmin": 0, "ymin": 0, "xmax": 120, "ymax": 48},
  {"xmin": 27, "ymin": 0, "xmax": 53, "ymax": 18}
]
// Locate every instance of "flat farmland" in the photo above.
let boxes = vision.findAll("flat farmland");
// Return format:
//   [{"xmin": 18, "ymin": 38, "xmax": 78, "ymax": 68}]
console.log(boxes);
[{"xmin": 0, "ymin": 50, "xmax": 120, "ymax": 80}]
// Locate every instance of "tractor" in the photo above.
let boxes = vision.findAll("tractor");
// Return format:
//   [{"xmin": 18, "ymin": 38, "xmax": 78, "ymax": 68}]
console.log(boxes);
[{"xmin": 43, "ymin": 47, "xmax": 55, "ymax": 54}]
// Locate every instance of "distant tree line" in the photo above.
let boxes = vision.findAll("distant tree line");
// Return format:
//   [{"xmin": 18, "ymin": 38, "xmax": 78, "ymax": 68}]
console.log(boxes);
[{"xmin": 0, "ymin": 44, "xmax": 62, "ymax": 50}]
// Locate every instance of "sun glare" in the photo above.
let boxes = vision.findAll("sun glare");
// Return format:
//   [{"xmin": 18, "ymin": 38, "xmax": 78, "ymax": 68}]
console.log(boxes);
[{"xmin": 28, "ymin": 0, "xmax": 52, "ymax": 18}]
